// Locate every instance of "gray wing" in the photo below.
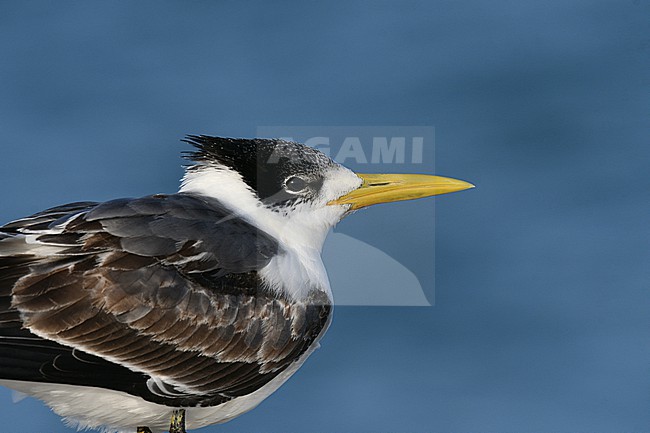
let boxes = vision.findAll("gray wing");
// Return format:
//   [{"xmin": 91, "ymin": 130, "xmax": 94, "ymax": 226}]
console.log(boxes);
[{"xmin": 0, "ymin": 194, "xmax": 331, "ymax": 406}]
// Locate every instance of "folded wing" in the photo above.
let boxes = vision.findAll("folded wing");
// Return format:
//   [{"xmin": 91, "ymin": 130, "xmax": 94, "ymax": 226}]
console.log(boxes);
[{"xmin": 0, "ymin": 194, "xmax": 331, "ymax": 407}]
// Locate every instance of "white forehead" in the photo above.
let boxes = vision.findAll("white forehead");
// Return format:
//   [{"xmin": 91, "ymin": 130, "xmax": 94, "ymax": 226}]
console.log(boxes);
[{"xmin": 318, "ymin": 164, "xmax": 362, "ymax": 204}]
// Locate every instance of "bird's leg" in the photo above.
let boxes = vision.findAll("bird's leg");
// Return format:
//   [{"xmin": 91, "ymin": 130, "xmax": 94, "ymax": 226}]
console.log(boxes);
[
  {"xmin": 136, "ymin": 428, "xmax": 153, "ymax": 433},
  {"xmin": 169, "ymin": 409, "xmax": 186, "ymax": 433}
]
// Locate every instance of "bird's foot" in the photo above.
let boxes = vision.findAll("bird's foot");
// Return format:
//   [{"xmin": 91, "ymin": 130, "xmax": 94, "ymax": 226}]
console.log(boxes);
[
  {"xmin": 169, "ymin": 409, "xmax": 186, "ymax": 433},
  {"xmin": 134, "ymin": 409, "xmax": 185, "ymax": 433}
]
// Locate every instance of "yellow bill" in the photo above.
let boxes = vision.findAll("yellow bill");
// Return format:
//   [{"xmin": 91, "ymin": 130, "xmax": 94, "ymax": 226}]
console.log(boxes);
[{"xmin": 329, "ymin": 173, "xmax": 474, "ymax": 210}]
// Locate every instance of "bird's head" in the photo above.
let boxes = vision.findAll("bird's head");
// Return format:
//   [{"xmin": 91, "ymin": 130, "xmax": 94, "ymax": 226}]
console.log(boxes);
[{"xmin": 180, "ymin": 136, "xmax": 472, "ymax": 251}]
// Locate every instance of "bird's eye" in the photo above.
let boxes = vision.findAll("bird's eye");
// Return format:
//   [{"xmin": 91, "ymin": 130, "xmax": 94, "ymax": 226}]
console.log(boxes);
[{"xmin": 285, "ymin": 176, "xmax": 308, "ymax": 193}]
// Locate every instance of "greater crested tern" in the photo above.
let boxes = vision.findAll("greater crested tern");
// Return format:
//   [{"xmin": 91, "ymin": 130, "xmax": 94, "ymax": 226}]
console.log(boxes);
[{"xmin": 0, "ymin": 136, "xmax": 473, "ymax": 432}]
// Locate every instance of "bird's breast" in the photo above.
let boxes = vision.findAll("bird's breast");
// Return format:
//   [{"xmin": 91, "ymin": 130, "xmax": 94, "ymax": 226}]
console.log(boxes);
[{"xmin": 258, "ymin": 246, "xmax": 333, "ymax": 303}]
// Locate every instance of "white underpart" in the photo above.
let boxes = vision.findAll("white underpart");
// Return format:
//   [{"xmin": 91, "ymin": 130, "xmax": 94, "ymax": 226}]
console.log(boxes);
[
  {"xmin": 180, "ymin": 164, "xmax": 362, "ymax": 300},
  {"xmin": 0, "ymin": 342, "xmax": 319, "ymax": 433}
]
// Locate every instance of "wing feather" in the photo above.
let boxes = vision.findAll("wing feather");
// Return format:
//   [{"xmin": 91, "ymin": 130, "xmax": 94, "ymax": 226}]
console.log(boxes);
[{"xmin": 0, "ymin": 193, "xmax": 331, "ymax": 407}]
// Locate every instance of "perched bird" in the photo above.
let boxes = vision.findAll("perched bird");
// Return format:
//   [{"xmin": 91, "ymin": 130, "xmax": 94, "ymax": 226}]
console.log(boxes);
[{"xmin": 0, "ymin": 136, "xmax": 472, "ymax": 433}]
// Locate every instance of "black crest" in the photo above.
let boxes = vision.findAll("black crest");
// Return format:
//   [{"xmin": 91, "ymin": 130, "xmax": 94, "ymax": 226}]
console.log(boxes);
[{"xmin": 183, "ymin": 136, "xmax": 334, "ymax": 206}]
